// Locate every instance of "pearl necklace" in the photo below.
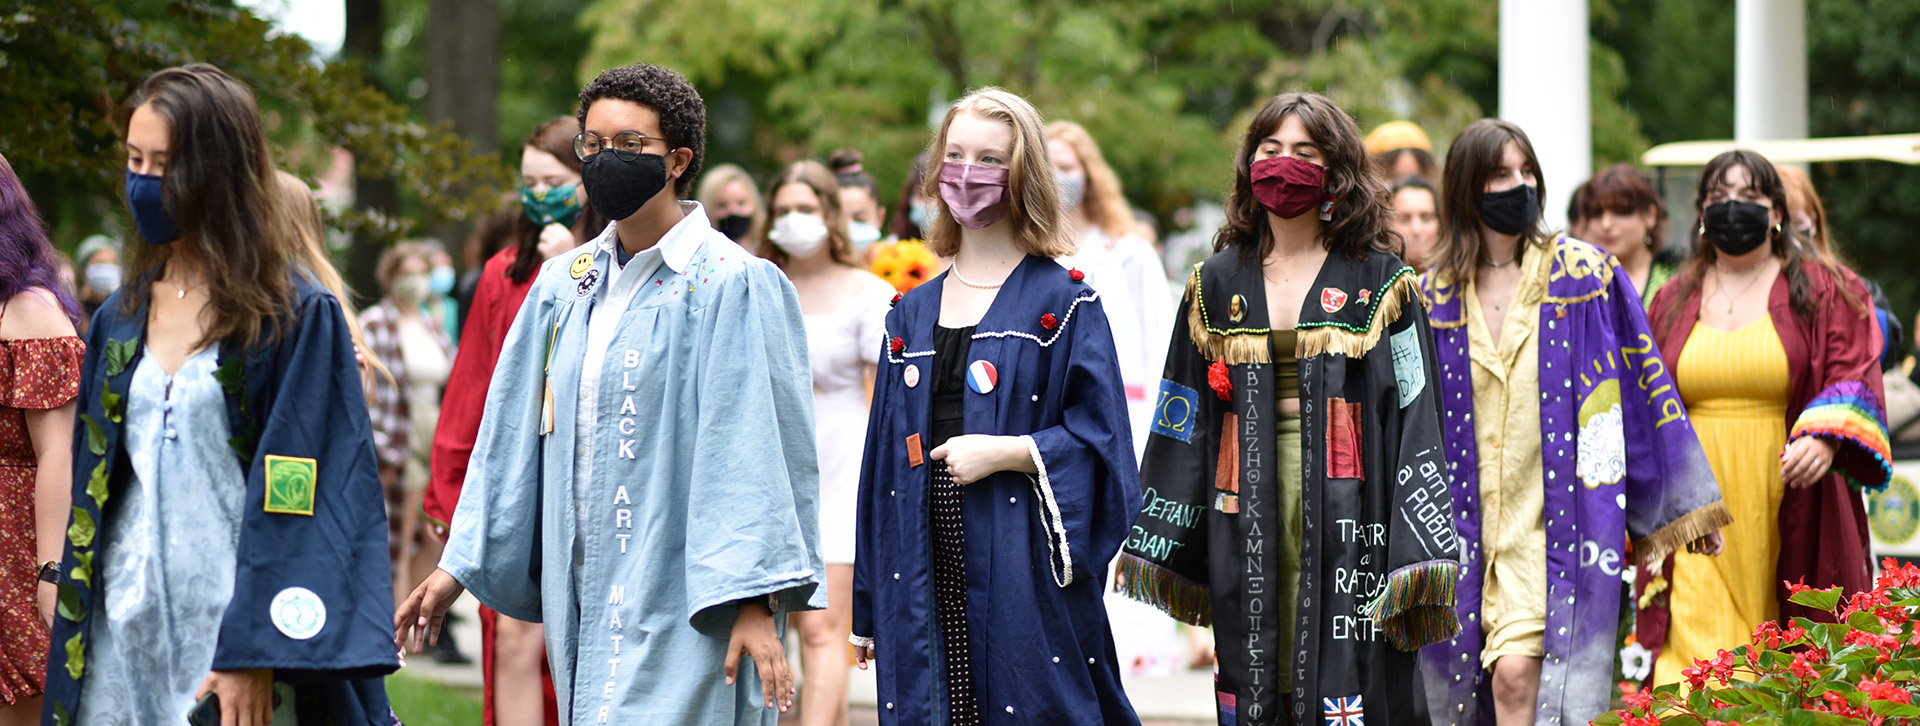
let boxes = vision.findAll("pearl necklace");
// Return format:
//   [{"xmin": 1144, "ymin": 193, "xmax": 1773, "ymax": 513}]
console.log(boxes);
[{"xmin": 949, "ymin": 257, "xmax": 1006, "ymax": 290}]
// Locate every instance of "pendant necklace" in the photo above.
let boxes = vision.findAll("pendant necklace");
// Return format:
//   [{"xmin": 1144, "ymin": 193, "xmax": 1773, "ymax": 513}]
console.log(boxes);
[{"xmin": 1714, "ymin": 257, "xmax": 1766, "ymax": 314}]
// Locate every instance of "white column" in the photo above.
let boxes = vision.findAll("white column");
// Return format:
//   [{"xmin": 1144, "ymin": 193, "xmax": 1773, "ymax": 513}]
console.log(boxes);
[
  {"xmin": 1499, "ymin": 0, "xmax": 1591, "ymax": 232},
  {"xmin": 1735, "ymin": 0, "xmax": 1808, "ymax": 142}
]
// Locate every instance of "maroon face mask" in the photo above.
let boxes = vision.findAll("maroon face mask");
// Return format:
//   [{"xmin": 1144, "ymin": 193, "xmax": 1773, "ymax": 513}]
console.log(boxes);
[
  {"xmin": 1251, "ymin": 155, "xmax": 1327, "ymax": 219},
  {"xmin": 938, "ymin": 162, "xmax": 1011, "ymax": 229}
]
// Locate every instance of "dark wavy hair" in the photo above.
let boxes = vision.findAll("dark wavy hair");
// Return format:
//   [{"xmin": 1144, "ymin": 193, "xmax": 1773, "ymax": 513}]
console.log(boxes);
[
  {"xmin": 577, "ymin": 63, "xmax": 707, "ymax": 197},
  {"xmin": 118, "ymin": 63, "xmax": 297, "ymax": 349},
  {"xmin": 1213, "ymin": 92, "xmax": 1396, "ymax": 262},
  {"xmin": 1430, "ymin": 119, "xmax": 1550, "ymax": 286},
  {"xmin": 1580, "ymin": 162, "xmax": 1669, "ymax": 249},
  {"xmin": 0, "ymin": 153, "xmax": 81, "ymax": 326},
  {"xmin": 1657, "ymin": 149, "xmax": 1867, "ymax": 333},
  {"xmin": 508, "ymin": 115, "xmax": 607, "ymax": 285}
]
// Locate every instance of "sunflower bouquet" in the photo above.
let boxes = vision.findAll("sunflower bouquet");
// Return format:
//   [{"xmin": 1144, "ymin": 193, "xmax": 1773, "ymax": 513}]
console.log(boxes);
[{"xmin": 870, "ymin": 238, "xmax": 944, "ymax": 294}]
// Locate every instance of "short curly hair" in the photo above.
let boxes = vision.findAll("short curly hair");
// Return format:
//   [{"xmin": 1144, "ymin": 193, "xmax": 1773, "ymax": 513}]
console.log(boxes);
[{"xmin": 576, "ymin": 63, "xmax": 707, "ymax": 197}]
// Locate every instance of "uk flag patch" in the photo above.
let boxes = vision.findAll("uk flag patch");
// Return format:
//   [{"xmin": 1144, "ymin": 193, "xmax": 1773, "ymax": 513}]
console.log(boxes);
[{"xmin": 1323, "ymin": 694, "xmax": 1364, "ymax": 726}]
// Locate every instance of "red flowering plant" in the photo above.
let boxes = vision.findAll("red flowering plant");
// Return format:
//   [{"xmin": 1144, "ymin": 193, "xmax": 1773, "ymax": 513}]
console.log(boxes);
[{"xmin": 1598, "ymin": 558, "xmax": 1920, "ymax": 726}]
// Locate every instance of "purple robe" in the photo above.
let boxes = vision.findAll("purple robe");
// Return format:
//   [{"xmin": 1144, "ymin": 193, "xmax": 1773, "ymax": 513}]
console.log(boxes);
[{"xmin": 1417, "ymin": 237, "xmax": 1729, "ymax": 726}]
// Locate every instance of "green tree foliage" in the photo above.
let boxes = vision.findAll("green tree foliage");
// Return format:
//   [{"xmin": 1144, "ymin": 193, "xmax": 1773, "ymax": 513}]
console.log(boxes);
[{"xmin": 0, "ymin": 0, "xmax": 511, "ymax": 251}]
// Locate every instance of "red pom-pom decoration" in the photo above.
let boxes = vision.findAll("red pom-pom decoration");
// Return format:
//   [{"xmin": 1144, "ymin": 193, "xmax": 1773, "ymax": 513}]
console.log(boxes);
[
  {"xmin": 1040, "ymin": 313, "xmax": 1059, "ymax": 330},
  {"xmin": 1068, "ymin": 268, "xmax": 1086, "ymax": 283},
  {"xmin": 1208, "ymin": 359, "xmax": 1232, "ymax": 401},
  {"xmin": 890, "ymin": 337, "xmax": 905, "ymax": 353}
]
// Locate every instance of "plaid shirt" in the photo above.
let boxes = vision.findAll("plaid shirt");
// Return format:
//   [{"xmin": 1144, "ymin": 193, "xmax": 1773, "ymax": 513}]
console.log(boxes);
[{"xmin": 359, "ymin": 299, "xmax": 453, "ymax": 471}]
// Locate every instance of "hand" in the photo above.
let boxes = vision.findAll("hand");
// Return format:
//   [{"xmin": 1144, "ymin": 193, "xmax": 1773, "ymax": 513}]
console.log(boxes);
[
  {"xmin": 195, "ymin": 669, "xmax": 274, "ymax": 726},
  {"xmin": 855, "ymin": 640, "xmax": 876, "ymax": 670},
  {"xmin": 1686, "ymin": 530, "xmax": 1725, "ymax": 556},
  {"xmin": 724, "ymin": 602, "xmax": 794, "ymax": 713},
  {"xmin": 1781, "ymin": 436, "xmax": 1839, "ymax": 489},
  {"xmin": 537, "ymin": 223, "xmax": 575, "ymax": 261},
  {"xmin": 929, "ymin": 435, "xmax": 1032, "ymax": 485},
  {"xmin": 394, "ymin": 568, "xmax": 466, "ymax": 653},
  {"xmin": 36, "ymin": 581, "xmax": 55, "ymax": 630}
]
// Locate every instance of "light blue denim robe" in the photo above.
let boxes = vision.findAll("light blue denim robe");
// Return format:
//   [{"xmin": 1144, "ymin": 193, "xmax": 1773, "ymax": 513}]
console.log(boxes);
[{"xmin": 441, "ymin": 203, "xmax": 825, "ymax": 725}]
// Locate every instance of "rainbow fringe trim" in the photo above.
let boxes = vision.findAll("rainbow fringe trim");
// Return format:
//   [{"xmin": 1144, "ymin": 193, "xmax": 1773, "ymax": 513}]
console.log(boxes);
[
  {"xmin": 1362, "ymin": 559, "xmax": 1462, "ymax": 651},
  {"xmin": 1116, "ymin": 553, "xmax": 1213, "ymax": 627}
]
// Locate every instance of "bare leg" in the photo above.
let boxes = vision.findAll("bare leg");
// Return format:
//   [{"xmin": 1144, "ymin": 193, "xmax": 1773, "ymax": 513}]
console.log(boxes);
[
  {"xmin": 493, "ymin": 614, "xmax": 548, "ymax": 726},
  {"xmin": 794, "ymin": 564, "xmax": 854, "ymax": 726},
  {"xmin": 0, "ymin": 697, "xmax": 44, "ymax": 726},
  {"xmin": 1490, "ymin": 655, "xmax": 1542, "ymax": 726}
]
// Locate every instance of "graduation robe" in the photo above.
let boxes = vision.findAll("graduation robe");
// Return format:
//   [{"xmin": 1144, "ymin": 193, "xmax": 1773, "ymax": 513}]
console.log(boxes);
[
  {"xmin": 440, "ymin": 211, "xmax": 825, "ymax": 725},
  {"xmin": 46, "ymin": 272, "xmax": 400, "ymax": 725},
  {"xmin": 851, "ymin": 256, "xmax": 1144, "ymax": 725},
  {"xmin": 1418, "ymin": 237, "xmax": 1731, "ymax": 726},
  {"xmin": 1122, "ymin": 248, "xmax": 1462, "ymax": 726}
]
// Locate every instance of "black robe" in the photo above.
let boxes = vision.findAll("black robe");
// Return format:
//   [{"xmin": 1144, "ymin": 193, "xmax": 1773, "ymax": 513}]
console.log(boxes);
[{"xmin": 1120, "ymin": 247, "xmax": 1461, "ymax": 726}]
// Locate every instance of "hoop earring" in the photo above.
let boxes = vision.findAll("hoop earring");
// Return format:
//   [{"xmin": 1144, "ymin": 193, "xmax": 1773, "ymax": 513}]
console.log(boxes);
[{"xmin": 1645, "ymin": 233, "xmax": 1655, "ymax": 249}]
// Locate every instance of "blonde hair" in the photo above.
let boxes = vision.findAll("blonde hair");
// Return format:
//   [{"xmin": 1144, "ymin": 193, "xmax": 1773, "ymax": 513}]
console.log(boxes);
[
  {"xmin": 921, "ymin": 88, "xmax": 1074, "ymax": 259},
  {"xmin": 1776, "ymin": 165, "xmax": 1835, "ymax": 258},
  {"xmin": 755, "ymin": 160, "xmax": 860, "ymax": 269},
  {"xmin": 1045, "ymin": 121, "xmax": 1136, "ymax": 240},
  {"xmin": 272, "ymin": 170, "xmax": 388, "ymax": 399},
  {"xmin": 697, "ymin": 163, "xmax": 764, "ymax": 234}
]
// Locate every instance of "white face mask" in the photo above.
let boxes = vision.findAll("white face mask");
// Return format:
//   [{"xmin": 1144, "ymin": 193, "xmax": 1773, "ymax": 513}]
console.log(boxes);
[
  {"xmin": 847, "ymin": 221, "xmax": 883, "ymax": 251},
  {"xmin": 768, "ymin": 212, "xmax": 830, "ymax": 257}
]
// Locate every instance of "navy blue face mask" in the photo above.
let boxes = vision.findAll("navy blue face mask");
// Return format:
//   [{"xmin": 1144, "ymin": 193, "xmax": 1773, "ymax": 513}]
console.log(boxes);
[{"xmin": 125, "ymin": 170, "xmax": 180, "ymax": 245}]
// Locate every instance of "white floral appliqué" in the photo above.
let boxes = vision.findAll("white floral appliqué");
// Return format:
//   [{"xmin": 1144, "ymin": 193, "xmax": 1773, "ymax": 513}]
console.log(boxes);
[{"xmin": 1577, "ymin": 403, "xmax": 1626, "ymax": 488}]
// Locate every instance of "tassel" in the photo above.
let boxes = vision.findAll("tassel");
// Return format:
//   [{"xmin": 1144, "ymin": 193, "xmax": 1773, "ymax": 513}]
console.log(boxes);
[
  {"xmin": 1362, "ymin": 559, "xmax": 1462, "ymax": 651},
  {"xmin": 1295, "ymin": 271, "xmax": 1423, "ymax": 360},
  {"xmin": 1116, "ymin": 553, "xmax": 1213, "ymax": 627}
]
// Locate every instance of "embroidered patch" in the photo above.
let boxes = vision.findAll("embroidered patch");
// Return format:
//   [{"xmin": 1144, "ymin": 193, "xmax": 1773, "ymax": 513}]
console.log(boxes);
[
  {"xmin": 569, "ymin": 252, "xmax": 593, "ymax": 279},
  {"xmin": 966, "ymin": 360, "xmax": 998, "ymax": 394},
  {"xmin": 1357, "ymin": 288, "xmax": 1372, "ymax": 306},
  {"xmin": 576, "ymin": 267, "xmax": 600, "ymax": 297},
  {"xmin": 1218, "ymin": 690, "xmax": 1238, "ymax": 726},
  {"xmin": 1215, "ymin": 412, "xmax": 1240, "ymax": 513},
  {"xmin": 1229, "ymin": 294, "xmax": 1248, "ymax": 323},
  {"xmin": 269, "ymin": 586, "xmax": 327, "ymax": 640},
  {"xmin": 1576, "ymin": 379, "xmax": 1627, "ymax": 488},
  {"xmin": 1389, "ymin": 325, "xmax": 1426, "ymax": 409},
  {"xmin": 904, "ymin": 364, "xmax": 921, "ymax": 388},
  {"xmin": 906, "ymin": 433, "xmax": 924, "ymax": 468},
  {"xmin": 1327, "ymin": 398, "xmax": 1364, "ymax": 480},
  {"xmin": 1323, "ymin": 693, "xmax": 1365, "ymax": 726},
  {"xmin": 1320, "ymin": 287, "xmax": 1348, "ymax": 313},
  {"xmin": 263, "ymin": 455, "xmax": 318, "ymax": 516},
  {"xmin": 1151, "ymin": 379, "xmax": 1199, "ymax": 443}
]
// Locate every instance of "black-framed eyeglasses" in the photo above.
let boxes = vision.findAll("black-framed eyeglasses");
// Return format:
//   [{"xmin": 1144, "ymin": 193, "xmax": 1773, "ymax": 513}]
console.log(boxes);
[{"xmin": 574, "ymin": 131, "xmax": 667, "ymax": 161}]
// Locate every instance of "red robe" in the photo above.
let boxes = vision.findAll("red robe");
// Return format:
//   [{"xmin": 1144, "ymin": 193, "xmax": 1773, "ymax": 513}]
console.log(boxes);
[
  {"xmin": 1639, "ymin": 260, "xmax": 1891, "ymax": 660},
  {"xmin": 422, "ymin": 247, "xmax": 560, "ymax": 726}
]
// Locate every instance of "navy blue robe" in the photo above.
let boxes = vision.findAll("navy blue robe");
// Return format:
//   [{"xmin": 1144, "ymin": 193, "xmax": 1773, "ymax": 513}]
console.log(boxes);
[
  {"xmin": 852, "ymin": 255, "xmax": 1144, "ymax": 725},
  {"xmin": 45, "ymin": 271, "xmax": 398, "ymax": 725}
]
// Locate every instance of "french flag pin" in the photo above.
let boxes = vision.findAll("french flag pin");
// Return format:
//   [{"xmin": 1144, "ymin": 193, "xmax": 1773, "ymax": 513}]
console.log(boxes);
[{"xmin": 966, "ymin": 360, "xmax": 998, "ymax": 395}]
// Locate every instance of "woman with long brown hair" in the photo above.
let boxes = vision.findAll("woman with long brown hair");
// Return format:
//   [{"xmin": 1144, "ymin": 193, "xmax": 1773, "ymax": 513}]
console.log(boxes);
[
  {"xmin": 1121, "ymin": 91, "xmax": 1459, "ymax": 726},
  {"xmin": 754, "ymin": 159, "xmax": 893, "ymax": 726},
  {"xmin": 46, "ymin": 63, "xmax": 398, "ymax": 725},
  {"xmin": 1418, "ymin": 119, "xmax": 1726, "ymax": 726},
  {"xmin": 1641, "ymin": 149, "xmax": 1888, "ymax": 686}
]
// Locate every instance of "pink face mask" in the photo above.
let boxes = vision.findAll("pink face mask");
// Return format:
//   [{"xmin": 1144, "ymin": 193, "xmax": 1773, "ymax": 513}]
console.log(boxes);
[{"xmin": 937, "ymin": 162, "xmax": 1011, "ymax": 229}]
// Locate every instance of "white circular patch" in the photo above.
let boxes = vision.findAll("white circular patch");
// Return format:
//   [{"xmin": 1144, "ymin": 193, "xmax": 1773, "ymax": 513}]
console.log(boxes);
[
  {"xmin": 1576, "ymin": 404, "xmax": 1627, "ymax": 489},
  {"xmin": 270, "ymin": 586, "xmax": 327, "ymax": 640}
]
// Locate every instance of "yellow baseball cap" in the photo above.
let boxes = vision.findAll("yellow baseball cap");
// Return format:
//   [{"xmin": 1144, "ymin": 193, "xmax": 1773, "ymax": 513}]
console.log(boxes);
[{"xmin": 1365, "ymin": 121, "xmax": 1432, "ymax": 156}]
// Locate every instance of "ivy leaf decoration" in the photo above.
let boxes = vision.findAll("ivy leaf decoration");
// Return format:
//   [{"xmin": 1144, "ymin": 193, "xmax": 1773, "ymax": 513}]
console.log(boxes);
[
  {"xmin": 102, "ymin": 390, "xmax": 123, "ymax": 424},
  {"xmin": 103, "ymin": 338, "xmax": 136, "ymax": 378},
  {"xmin": 56, "ymin": 582, "xmax": 84, "ymax": 623},
  {"xmin": 80, "ymin": 414, "xmax": 105, "ymax": 456},
  {"xmin": 85, "ymin": 460, "xmax": 108, "ymax": 510},
  {"xmin": 70, "ymin": 551, "xmax": 93, "ymax": 588},
  {"xmin": 63, "ymin": 631, "xmax": 84, "ymax": 681},
  {"xmin": 66, "ymin": 507, "xmax": 95, "ymax": 549},
  {"xmin": 213, "ymin": 355, "xmax": 246, "ymax": 396}
]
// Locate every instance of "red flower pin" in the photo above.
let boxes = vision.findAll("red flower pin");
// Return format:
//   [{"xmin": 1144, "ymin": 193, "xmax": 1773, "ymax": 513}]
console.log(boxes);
[
  {"xmin": 890, "ymin": 337, "xmax": 905, "ymax": 353},
  {"xmin": 1040, "ymin": 313, "xmax": 1059, "ymax": 330},
  {"xmin": 1208, "ymin": 359, "xmax": 1232, "ymax": 401},
  {"xmin": 1068, "ymin": 268, "xmax": 1086, "ymax": 283}
]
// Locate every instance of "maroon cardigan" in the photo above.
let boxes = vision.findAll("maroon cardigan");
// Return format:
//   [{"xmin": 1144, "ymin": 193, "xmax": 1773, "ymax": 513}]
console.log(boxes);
[{"xmin": 1638, "ymin": 260, "xmax": 1888, "ymax": 655}]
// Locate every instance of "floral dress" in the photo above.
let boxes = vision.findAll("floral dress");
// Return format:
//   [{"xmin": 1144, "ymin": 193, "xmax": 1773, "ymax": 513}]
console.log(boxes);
[{"xmin": 0, "ymin": 321, "xmax": 84, "ymax": 703}]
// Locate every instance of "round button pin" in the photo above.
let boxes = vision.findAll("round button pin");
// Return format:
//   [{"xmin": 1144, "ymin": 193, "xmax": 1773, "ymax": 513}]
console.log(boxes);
[
  {"xmin": 966, "ymin": 360, "xmax": 998, "ymax": 394},
  {"xmin": 569, "ymin": 252, "xmax": 593, "ymax": 279},
  {"xmin": 904, "ymin": 364, "xmax": 921, "ymax": 388}
]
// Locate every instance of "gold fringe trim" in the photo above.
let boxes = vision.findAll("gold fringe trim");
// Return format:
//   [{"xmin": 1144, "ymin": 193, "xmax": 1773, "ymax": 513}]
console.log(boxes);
[
  {"xmin": 1295, "ymin": 273, "xmax": 1424, "ymax": 360},
  {"xmin": 1631, "ymin": 500, "xmax": 1733, "ymax": 571},
  {"xmin": 1185, "ymin": 270, "xmax": 1272, "ymax": 365}
]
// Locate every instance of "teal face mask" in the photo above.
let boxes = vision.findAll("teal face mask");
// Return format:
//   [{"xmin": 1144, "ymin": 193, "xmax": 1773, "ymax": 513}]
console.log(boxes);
[{"xmin": 521, "ymin": 183, "xmax": 584, "ymax": 228}]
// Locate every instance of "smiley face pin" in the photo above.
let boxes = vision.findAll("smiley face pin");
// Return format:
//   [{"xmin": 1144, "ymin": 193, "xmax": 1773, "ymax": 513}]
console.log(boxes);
[{"xmin": 569, "ymin": 252, "xmax": 594, "ymax": 279}]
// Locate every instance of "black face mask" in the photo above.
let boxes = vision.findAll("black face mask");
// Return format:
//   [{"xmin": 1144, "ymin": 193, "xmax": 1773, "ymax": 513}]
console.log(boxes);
[
  {"xmin": 715, "ymin": 214, "xmax": 753, "ymax": 241},
  {"xmin": 1478, "ymin": 183, "xmax": 1539, "ymax": 236},
  {"xmin": 1702, "ymin": 200, "xmax": 1772, "ymax": 256},
  {"xmin": 581, "ymin": 151, "xmax": 669, "ymax": 221}
]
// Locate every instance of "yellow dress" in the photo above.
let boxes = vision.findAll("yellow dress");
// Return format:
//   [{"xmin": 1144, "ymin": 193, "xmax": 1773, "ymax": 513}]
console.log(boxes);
[{"xmin": 1653, "ymin": 317, "xmax": 1790, "ymax": 684}]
